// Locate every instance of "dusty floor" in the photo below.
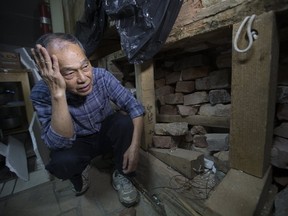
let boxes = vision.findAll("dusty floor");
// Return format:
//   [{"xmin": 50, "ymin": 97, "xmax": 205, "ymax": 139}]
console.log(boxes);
[{"xmin": 0, "ymin": 165, "xmax": 159, "ymax": 216}]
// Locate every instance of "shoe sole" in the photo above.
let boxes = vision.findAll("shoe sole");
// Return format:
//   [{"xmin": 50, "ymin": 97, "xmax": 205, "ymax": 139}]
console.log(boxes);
[{"xmin": 120, "ymin": 195, "xmax": 140, "ymax": 207}]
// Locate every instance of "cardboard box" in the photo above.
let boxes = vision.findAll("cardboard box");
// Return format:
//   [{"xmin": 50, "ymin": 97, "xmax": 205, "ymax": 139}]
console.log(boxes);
[{"xmin": 0, "ymin": 51, "xmax": 22, "ymax": 69}]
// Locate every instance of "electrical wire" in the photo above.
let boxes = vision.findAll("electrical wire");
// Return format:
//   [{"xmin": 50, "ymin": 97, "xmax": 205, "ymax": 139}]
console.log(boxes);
[{"xmin": 151, "ymin": 170, "xmax": 219, "ymax": 201}]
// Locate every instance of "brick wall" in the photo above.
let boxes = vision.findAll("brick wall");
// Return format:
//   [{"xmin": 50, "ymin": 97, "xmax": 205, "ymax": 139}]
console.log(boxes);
[{"xmin": 153, "ymin": 50, "xmax": 231, "ymax": 153}]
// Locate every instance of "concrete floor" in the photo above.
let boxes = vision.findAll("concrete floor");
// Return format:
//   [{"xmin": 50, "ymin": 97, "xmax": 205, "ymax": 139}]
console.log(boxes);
[{"xmin": 0, "ymin": 165, "xmax": 159, "ymax": 216}]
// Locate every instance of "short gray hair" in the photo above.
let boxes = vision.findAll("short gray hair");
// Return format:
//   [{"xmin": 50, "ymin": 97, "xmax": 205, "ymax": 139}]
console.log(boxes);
[{"xmin": 35, "ymin": 33, "xmax": 86, "ymax": 54}]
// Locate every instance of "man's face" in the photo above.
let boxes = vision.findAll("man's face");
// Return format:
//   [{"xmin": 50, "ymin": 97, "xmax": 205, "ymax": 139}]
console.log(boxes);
[{"xmin": 48, "ymin": 42, "xmax": 93, "ymax": 96}]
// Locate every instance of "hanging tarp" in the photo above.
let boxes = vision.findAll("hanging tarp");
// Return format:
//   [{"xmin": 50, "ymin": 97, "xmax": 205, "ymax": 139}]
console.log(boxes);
[
  {"xmin": 75, "ymin": 0, "xmax": 183, "ymax": 63},
  {"xmin": 104, "ymin": 0, "xmax": 183, "ymax": 64},
  {"xmin": 75, "ymin": 0, "xmax": 107, "ymax": 57}
]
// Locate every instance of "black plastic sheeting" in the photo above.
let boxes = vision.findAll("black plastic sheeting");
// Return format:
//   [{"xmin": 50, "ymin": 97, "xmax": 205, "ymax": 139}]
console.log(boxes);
[
  {"xmin": 75, "ymin": 0, "xmax": 183, "ymax": 64},
  {"xmin": 75, "ymin": 0, "xmax": 107, "ymax": 58}
]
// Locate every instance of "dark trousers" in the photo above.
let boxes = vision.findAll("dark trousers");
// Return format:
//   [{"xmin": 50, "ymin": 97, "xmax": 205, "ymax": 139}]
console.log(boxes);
[{"xmin": 45, "ymin": 112, "xmax": 134, "ymax": 191}]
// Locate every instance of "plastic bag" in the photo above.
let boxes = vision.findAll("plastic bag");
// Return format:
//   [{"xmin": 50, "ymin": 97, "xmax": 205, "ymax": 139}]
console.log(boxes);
[
  {"xmin": 104, "ymin": 0, "xmax": 183, "ymax": 64},
  {"xmin": 75, "ymin": 0, "xmax": 107, "ymax": 57}
]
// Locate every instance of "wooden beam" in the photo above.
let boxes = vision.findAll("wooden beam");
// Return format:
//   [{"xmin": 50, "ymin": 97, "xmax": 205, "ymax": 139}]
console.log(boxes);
[
  {"xmin": 205, "ymin": 167, "xmax": 272, "ymax": 216},
  {"xmin": 134, "ymin": 149, "xmax": 217, "ymax": 216},
  {"xmin": 149, "ymin": 148, "xmax": 204, "ymax": 179},
  {"xmin": 163, "ymin": 0, "xmax": 288, "ymax": 52},
  {"xmin": 135, "ymin": 61, "xmax": 156, "ymax": 150},
  {"xmin": 165, "ymin": 0, "xmax": 257, "ymax": 49},
  {"xmin": 157, "ymin": 114, "xmax": 230, "ymax": 128},
  {"xmin": 230, "ymin": 12, "xmax": 279, "ymax": 177}
]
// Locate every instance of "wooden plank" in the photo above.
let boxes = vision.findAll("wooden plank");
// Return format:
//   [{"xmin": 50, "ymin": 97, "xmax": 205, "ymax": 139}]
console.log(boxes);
[
  {"xmin": 135, "ymin": 61, "xmax": 156, "ymax": 150},
  {"xmin": 149, "ymin": 148, "xmax": 204, "ymax": 179},
  {"xmin": 205, "ymin": 167, "xmax": 272, "ymax": 216},
  {"xmin": 164, "ymin": 0, "xmax": 288, "ymax": 52},
  {"xmin": 157, "ymin": 114, "xmax": 230, "ymax": 128},
  {"xmin": 166, "ymin": 0, "xmax": 255, "ymax": 49},
  {"xmin": 230, "ymin": 12, "xmax": 279, "ymax": 177},
  {"xmin": 134, "ymin": 149, "xmax": 217, "ymax": 216}
]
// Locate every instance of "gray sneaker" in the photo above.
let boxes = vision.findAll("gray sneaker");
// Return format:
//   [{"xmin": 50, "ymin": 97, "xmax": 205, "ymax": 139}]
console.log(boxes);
[
  {"xmin": 112, "ymin": 170, "xmax": 139, "ymax": 207},
  {"xmin": 73, "ymin": 165, "xmax": 90, "ymax": 196}
]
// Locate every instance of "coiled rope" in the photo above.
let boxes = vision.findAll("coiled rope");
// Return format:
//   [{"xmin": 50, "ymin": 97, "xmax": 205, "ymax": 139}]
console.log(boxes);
[{"xmin": 233, "ymin": 14, "xmax": 258, "ymax": 53}]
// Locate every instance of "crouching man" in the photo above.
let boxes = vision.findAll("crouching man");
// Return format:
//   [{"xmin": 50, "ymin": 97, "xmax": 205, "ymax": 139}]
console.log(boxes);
[{"xmin": 30, "ymin": 33, "xmax": 145, "ymax": 207}]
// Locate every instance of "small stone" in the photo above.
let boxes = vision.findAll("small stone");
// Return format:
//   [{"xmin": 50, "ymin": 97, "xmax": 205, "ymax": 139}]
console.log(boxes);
[{"xmin": 193, "ymin": 135, "xmax": 208, "ymax": 148}]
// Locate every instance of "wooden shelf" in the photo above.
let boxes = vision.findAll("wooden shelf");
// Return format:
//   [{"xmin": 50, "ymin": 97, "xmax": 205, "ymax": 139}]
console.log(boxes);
[
  {"xmin": 2, "ymin": 123, "xmax": 29, "ymax": 136},
  {"xmin": 0, "ymin": 70, "xmax": 34, "ymax": 124},
  {"xmin": 0, "ymin": 101, "xmax": 25, "ymax": 108},
  {"xmin": 157, "ymin": 114, "xmax": 230, "ymax": 128}
]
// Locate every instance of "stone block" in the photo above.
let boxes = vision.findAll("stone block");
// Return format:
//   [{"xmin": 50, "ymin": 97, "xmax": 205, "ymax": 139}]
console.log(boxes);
[
  {"xmin": 182, "ymin": 66, "xmax": 210, "ymax": 81},
  {"xmin": 165, "ymin": 71, "xmax": 181, "ymax": 85},
  {"xmin": 155, "ymin": 78, "xmax": 166, "ymax": 89},
  {"xmin": 191, "ymin": 144, "xmax": 210, "ymax": 155},
  {"xmin": 195, "ymin": 69, "xmax": 231, "ymax": 90},
  {"xmin": 152, "ymin": 135, "xmax": 181, "ymax": 148},
  {"xmin": 277, "ymin": 86, "xmax": 288, "ymax": 103},
  {"xmin": 184, "ymin": 91, "xmax": 208, "ymax": 105},
  {"xmin": 190, "ymin": 125, "xmax": 207, "ymax": 135},
  {"xmin": 271, "ymin": 136, "xmax": 288, "ymax": 169},
  {"xmin": 164, "ymin": 93, "xmax": 184, "ymax": 105},
  {"xmin": 274, "ymin": 186, "xmax": 288, "ymax": 216},
  {"xmin": 205, "ymin": 133, "xmax": 229, "ymax": 151},
  {"xmin": 156, "ymin": 95, "xmax": 165, "ymax": 106},
  {"xmin": 154, "ymin": 122, "xmax": 188, "ymax": 136},
  {"xmin": 185, "ymin": 132, "xmax": 193, "ymax": 142},
  {"xmin": 274, "ymin": 122, "xmax": 288, "ymax": 139},
  {"xmin": 175, "ymin": 81, "xmax": 195, "ymax": 93},
  {"xmin": 213, "ymin": 151, "xmax": 230, "ymax": 173},
  {"xmin": 160, "ymin": 105, "xmax": 178, "ymax": 115},
  {"xmin": 177, "ymin": 105, "xmax": 198, "ymax": 116},
  {"xmin": 193, "ymin": 135, "xmax": 208, "ymax": 148},
  {"xmin": 277, "ymin": 104, "xmax": 288, "ymax": 121},
  {"xmin": 209, "ymin": 89, "xmax": 231, "ymax": 105},
  {"xmin": 155, "ymin": 85, "xmax": 174, "ymax": 97},
  {"xmin": 199, "ymin": 103, "xmax": 231, "ymax": 117}
]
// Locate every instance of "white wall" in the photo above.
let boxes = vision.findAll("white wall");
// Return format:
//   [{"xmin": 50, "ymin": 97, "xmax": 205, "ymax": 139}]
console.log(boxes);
[{"xmin": 50, "ymin": 0, "xmax": 65, "ymax": 33}]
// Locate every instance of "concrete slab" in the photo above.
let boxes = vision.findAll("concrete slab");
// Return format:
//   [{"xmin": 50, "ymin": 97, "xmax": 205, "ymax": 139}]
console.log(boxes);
[
  {"xmin": 1, "ymin": 182, "xmax": 61, "ymax": 216},
  {"xmin": 52, "ymin": 179, "xmax": 81, "ymax": 213},
  {"xmin": 0, "ymin": 165, "xmax": 160, "ymax": 216},
  {"xmin": 14, "ymin": 169, "xmax": 50, "ymax": 193}
]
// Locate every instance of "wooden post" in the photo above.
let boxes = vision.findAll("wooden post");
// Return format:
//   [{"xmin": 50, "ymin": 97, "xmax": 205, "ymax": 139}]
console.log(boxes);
[
  {"xmin": 135, "ymin": 61, "xmax": 156, "ymax": 150},
  {"xmin": 230, "ymin": 11, "xmax": 279, "ymax": 177}
]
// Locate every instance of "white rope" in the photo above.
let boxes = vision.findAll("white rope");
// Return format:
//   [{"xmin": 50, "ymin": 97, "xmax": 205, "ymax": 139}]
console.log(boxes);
[{"xmin": 233, "ymin": 14, "xmax": 258, "ymax": 53}]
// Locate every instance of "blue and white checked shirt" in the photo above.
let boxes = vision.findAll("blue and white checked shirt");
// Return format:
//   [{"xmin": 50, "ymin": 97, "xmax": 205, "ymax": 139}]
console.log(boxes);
[{"xmin": 30, "ymin": 67, "xmax": 145, "ymax": 149}]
